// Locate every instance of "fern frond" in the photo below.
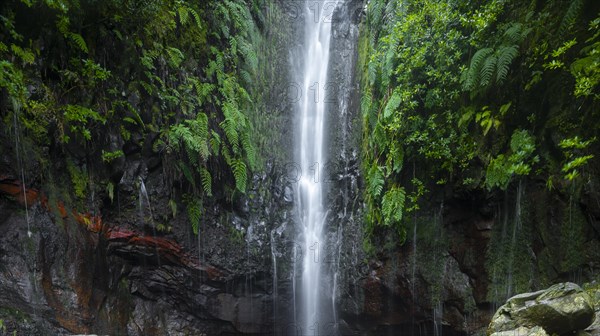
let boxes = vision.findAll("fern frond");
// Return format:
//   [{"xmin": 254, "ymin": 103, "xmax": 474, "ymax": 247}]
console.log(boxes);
[
  {"xmin": 241, "ymin": 131, "xmax": 257, "ymax": 170},
  {"xmin": 231, "ymin": 159, "xmax": 247, "ymax": 193},
  {"xmin": 503, "ymin": 23, "xmax": 523, "ymax": 44},
  {"xmin": 381, "ymin": 186, "xmax": 406, "ymax": 226},
  {"xmin": 186, "ymin": 197, "xmax": 202, "ymax": 235},
  {"xmin": 463, "ymin": 47, "xmax": 493, "ymax": 91},
  {"xmin": 200, "ymin": 168, "xmax": 212, "ymax": 196},
  {"xmin": 384, "ymin": 89, "xmax": 402, "ymax": 119},
  {"xmin": 177, "ymin": 6, "xmax": 189, "ymax": 25},
  {"xmin": 368, "ymin": 163, "xmax": 384, "ymax": 197},
  {"xmin": 361, "ymin": 89, "xmax": 373, "ymax": 118},
  {"xmin": 210, "ymin": 130, "xmax": 221, "ymax": 155},
  {"xmin": 480, "ymin": 54, "xmax": 497, "ymax": 88},
  {"xmin": 166, "ymin": 47, "xmax": 184, "ymax": 68},
  {"xmin": 496, "ymin": 45, "xmax": 518, "ymax": 84},
  {"xmin": 189, "ymin": 8, "xmax": 202, "ymax": 29},
  {"xmin": 559, "ymin": 0, "xmax": 584, "ymax": 38},
  {"xmin": 220, "ymin": 119, "xmax": 239, "ymax": 153},
  {"xmin": 69, "ymin": 33, "xmax": 88, "ymax": 53},
  {"xmin": 178, "ymin": 161, "xmax": 196, "ymax": 189}
]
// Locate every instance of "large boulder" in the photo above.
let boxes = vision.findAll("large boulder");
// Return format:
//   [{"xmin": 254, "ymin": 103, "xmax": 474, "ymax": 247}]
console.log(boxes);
[{"xmin": 488, "ymin": 282, "xmax": 595, "ymax": 335}]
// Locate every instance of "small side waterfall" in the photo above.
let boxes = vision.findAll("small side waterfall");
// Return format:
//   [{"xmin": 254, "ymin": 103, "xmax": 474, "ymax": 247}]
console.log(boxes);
[{"xmin": 294, "ymin": 0, "xmax": 339, "ymax": 334}]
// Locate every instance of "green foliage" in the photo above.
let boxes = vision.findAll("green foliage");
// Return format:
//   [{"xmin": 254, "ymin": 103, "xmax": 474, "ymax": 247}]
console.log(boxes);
[
  {"xmin": 106, "ymin": 181, "xmax": 115, "ymax": 203},
  {"xmin": 569, "ymin": 16, "xmax": 600, "ymax": 98},
  {"xmin": 560, "ymin": 200, "xmax": 586, "ymax": 273},
  {"xmin": 359, "ymin": 0, "xmax": 599, "ymax": 255},
  {"xmin": 185, "ymin": 195, "xmax": 202, "ymax": 236},
  {"xmin": 168, "ymin": 199, "xmax": 177, "ymax": 218},
  {"xmin": 0, "ymin": 0, "xmax": 268, "ymax": 239},
  {"xmin": 231, "ymin": 159, "xmax": 247, "ymax": 193},
  {"xmin": 381, "ymin": 186, "xmax": 406, "ymax": 229},
  {"xmin": 559, "ymin": 136, "xmax": 595, "ymax": 181},
  {"xmin": 485, "ymin": 130, "xmax": 539, "ymax": 190},
  {"xmin": 101, "ymin": 150, "xmax": 124, "ymax": 163},
  {"xmin": 486, "ymin": 186, "xmax": 534, "ymax": 303},
  {"xmin": 62, "ymin": 105, "xmax": 105, "ymax": 142},
  {"xmin": 66, "ymin": 160, "xmax": 87, "ymax": 200},
  {"xmin": 462, "ymin": 23, "xmax": 530, "ymax": 94}
]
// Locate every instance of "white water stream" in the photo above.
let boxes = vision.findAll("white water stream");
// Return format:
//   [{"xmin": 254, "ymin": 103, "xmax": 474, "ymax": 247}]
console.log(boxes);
[{"xmin": 295, "ymin": 0, "xmax": 338, "ymax": 333}]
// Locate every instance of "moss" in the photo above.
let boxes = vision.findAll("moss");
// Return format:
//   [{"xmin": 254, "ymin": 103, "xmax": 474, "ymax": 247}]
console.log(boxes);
[
  {"xmin": 66, "ymin": 159, "xmax": 88, "ymax": 201},
  {"xmin": 560, "ymin": 199, "xmax": 587, "ymax": 274},
  {"xmin": 486, "ymin": 186, "xmax": 535, "ymax": 304}
]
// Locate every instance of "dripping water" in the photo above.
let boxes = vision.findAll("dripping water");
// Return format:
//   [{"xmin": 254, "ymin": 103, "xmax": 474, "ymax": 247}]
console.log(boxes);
[{"xmin": 506, "ymin": 180, "xmax": 523, "ymax": 299}]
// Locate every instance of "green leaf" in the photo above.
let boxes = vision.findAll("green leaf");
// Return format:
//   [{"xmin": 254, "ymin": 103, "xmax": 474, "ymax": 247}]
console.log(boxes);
[{"xmin": 231, "ymin": 159, "xmax": 247, "ymax": 193}]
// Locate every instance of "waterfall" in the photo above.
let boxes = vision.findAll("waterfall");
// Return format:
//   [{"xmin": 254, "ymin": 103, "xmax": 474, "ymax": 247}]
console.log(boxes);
[{"xmin": 294, "ymin": 1, "xmax": 339, "ymax": 334}]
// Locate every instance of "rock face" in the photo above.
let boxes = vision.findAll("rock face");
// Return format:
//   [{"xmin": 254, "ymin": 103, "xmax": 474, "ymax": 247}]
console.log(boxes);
[{"xmin": 488, "ymin": 282, "xmax": 595, "ymax": 336}]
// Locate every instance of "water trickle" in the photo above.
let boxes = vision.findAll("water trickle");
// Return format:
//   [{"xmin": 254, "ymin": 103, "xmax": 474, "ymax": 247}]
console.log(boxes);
[
  {"xmin": 506, "ymin": 180, "xmax": 523, "ymax": 300},
  {"xmin": 12, "ymin": 99, "xmax": 32, "ymax": 238},
  {"xmin": 138, "ymin": 177, "xmax": 153, "ymax": 226},
  {"xmin": 294, "ymin": 1, "xmax": 339, "ymax": 333}
]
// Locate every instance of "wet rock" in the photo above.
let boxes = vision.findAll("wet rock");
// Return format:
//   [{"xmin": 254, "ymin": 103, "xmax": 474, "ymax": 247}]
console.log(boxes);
[
  {"xmin": 490, "ymin": 326, "xmax": 548, "ymax": 336},
  {"xmin": 488, "ymin": 282, "xmax": 595, "ymax": 335}
]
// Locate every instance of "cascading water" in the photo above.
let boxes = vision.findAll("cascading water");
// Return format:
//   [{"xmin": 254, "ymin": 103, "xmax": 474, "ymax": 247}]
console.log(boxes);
[{"xmin": 294, "ymin": 1, "xmax": 339, "ymax": 334}]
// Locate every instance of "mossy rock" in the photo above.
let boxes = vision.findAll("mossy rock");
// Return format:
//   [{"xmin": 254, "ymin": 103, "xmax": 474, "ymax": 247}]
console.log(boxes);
[
  {"xmin": 490, "ymin": 326, "xmax": 548, "ymax": 336},
  {"xmin": 488, "ymin": 282, "xmax": 594, "ymax": 335}
]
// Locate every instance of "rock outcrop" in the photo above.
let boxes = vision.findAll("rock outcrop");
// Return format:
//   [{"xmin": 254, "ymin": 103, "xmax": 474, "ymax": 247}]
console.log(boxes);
[{"xmin": 488, "ymin": 282, "xmax": 596, "ymax": 336}]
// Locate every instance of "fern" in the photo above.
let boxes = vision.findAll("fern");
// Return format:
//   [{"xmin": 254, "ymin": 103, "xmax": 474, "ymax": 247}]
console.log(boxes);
[
  {"xmin": 178, "ymin": 160, "xmax": 196, "ymax": 188},
  {"xmin": 559, "ymin": 0, "xmax": 584, "ymax": 39},
  {"xmin": 361, "ymin": 89, "xmax": 373, "ymax": 118},
  {"xmin": 210, "ymin": 130, "xmax": 221, "ymax": 155},
  {"xmin": 381, "ymin": 186, "xmax": 406, "ymax": 226},
  {"xmin": 186, "ymin": 197, "xmax": 202, "ymax": 235},
  {"xmin": 241, "ymin": 131, "xmax": 257, "ymax": 170},
  {"xmin": 200, "ymin": 168, "xmax": 212, "ymax": 196},
  {"xmin": 231, "ymin": 158, "xmax": 247, "ymax": 193},
  {"xmin": 177, "ymin": 6, "xmax": 189, "ymax": 25},
  {"xmin": 496, "ymin": 45, "xmax": 518, "ymax": 84},
  {"xmin": 69, "ymin": 33, "xmax": 88, "ymax": 53},
  {"xmin": 383, "ymin": 89, "xmax": 402, "ymax": 119},
  {"xmin": 189, "ymin": 8, "xmax": 202, "ymax": 29},
  {"xmin": 166, "ymin": 47, "xmax": 184, "ymax": 68},
  {"xmin": 220, "ymin": 119, "xmax": 239, "ymax": 153},
  {"xmin": 479, "ymin": 53, "xmax": 497, "ymax": 88},
  {"xmin": 463, "ymin": 47, "xmax": 493, "ymax": 91},
  {"xmin": 368, "ymin": 163, "xmax": 384, "ymax": 197}
]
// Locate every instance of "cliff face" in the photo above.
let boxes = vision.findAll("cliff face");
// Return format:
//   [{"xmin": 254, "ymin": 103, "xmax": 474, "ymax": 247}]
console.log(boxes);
[{"xmin": 0, "ymin": 148, "xmax": 297, "ymax": 335}]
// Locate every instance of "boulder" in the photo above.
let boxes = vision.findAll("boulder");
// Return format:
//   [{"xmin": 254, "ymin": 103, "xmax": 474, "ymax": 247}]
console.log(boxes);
[
  {"xmin": 490, "ymin": 326, "xmax": 548, "ymax": 336},
  {"xmin": 488, "ymin": 282, "xmax": 594, "ymax": 335}
]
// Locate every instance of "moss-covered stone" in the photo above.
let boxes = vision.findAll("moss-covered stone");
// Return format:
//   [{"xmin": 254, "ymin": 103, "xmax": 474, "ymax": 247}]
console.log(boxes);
[{"xmin": 488, "ymin": 282, "xmax": 594, "ymax": 335}]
